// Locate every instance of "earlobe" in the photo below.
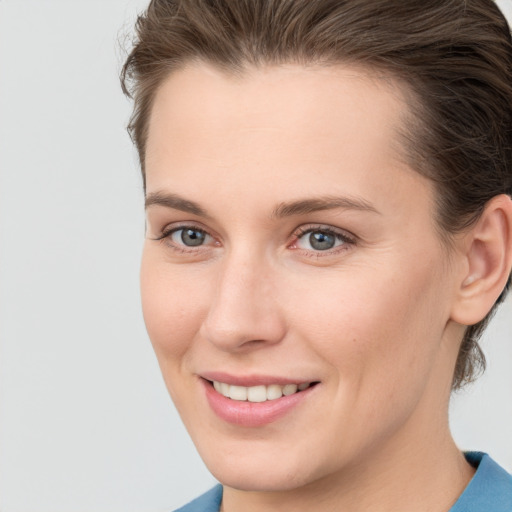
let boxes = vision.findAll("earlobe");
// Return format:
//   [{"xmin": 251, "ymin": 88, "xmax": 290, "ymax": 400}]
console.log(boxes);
[{"xmin": 451, "ymin": 194, "xmax": 512, "ymax": 326}]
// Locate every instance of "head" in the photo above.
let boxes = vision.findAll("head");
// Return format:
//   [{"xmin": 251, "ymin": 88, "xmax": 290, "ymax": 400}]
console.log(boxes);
[{"xmin": 121, "ymin": 0, "xmax": 512, "ymax": 494}]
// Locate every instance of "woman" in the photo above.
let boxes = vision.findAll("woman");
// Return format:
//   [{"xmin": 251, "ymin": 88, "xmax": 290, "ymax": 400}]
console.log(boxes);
[{"xmin": 121, "ymin": 1, "xmax": 512, "ymax": 510}]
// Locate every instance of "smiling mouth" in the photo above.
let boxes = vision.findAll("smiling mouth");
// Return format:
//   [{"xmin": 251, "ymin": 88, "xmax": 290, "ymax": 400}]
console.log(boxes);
[{"xmin": 209, "ymin": 380, "xmax": 319, "ymax": 403}]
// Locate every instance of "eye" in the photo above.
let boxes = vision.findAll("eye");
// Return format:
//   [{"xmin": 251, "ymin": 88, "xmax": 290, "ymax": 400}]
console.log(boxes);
[
  {"xmin": 170, "ymin": 227, "xmax": 210, "ymax": 247},
  {"xmin": 303, "ymin": 231, "xmax": 337, "ymax": 251},
  {"xmin": 154, "ymin": 224, "xmax": 216, "ymax": 251},
  {"xmin": 293, "ymin": 226, "xmax": 355, "ymax": 252}
]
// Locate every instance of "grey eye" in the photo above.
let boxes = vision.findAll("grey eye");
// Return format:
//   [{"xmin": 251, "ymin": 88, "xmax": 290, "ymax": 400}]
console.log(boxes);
[
  {"xmin": 295, "ymin": 228, "xmax": 350, "ymax": 252},
  {"xmin": 309, "ymin": 231, "xmax": 335, "ymax": 251},
  {"xmin": 172, "ymin": 228, "xmax": 209, "ymax": 247}
]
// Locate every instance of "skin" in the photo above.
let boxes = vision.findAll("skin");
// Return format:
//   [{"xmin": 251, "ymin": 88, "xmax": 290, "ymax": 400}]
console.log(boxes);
[{"xmin": 141, "ymin": 62, "xmax": 477, "ymax": 512}]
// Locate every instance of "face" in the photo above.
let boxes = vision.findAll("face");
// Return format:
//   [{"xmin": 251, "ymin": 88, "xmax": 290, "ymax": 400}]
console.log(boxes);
[{"xmin": 141, "ymin": 62, "xmax": 462, "ymax": 492}]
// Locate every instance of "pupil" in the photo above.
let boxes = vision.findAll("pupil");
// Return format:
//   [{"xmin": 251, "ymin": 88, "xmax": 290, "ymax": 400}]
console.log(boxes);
[
  {"xmin": 309, "ymin": 231, "xmax": 335, "ymax": 250},
  {"xmin": 181, "ymin": 229, "xmax": 205, "ymax": 246}
]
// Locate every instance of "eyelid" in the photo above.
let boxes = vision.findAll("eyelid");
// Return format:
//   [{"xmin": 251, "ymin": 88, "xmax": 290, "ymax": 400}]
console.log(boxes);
[
  {"xmin": 151, "ymin": 222, "xmax": 220, "ymax": 253},
  {"xmin": 152, "ymin": 221, "xmax": 215, "ymax": 240},
  {"xmin": 289, "ymin": 224, "xmax": 357, "ymax": 253},
  {"xmin": 292, "ymin": 224, "xmax": 356, "ymax": 242},
  {"xmin": 158, "ymin": 224, "xmax": 205, "ymax": 240}
]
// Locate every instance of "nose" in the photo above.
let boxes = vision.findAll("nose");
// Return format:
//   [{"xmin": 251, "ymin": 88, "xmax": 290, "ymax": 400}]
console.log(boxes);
[{"xmin": 199, "ymin": 252, "xmax": 287, "ymax": 353}]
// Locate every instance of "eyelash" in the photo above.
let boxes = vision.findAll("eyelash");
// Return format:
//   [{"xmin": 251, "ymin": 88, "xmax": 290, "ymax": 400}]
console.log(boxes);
[
  {"xmin": 155, "ymin": 224, "xmax": 214, "ymax": 254},
  {"xmin": 291, "ymin": 225, "xmax": 356, "ymax": 256},
  {"xmin": 154, "ymin": 223, "xmax": 356, "ymax": 256}
]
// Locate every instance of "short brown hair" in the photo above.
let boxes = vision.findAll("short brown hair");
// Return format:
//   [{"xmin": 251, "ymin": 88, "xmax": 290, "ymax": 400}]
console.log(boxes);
[{"xmin": 121, "ymin": 0, "xmax": 512, "ymax": 389}]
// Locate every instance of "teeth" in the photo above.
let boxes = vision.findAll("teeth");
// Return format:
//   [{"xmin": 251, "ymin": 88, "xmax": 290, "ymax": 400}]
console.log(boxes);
[
  {"xmin": 220, "ymin": 382, "xmax": 230, "ymax": 396},
  {"xmin": 212, "ymin": 381, "xmax": 312, "ymax": 402},
  {"xmin": 229, "ymin": 385, "xmax": 247, "ymax": 401},
  {"xmin": 266, "ymin": 384, "xmax": 283, "ymax": 401},
  {"xmin": 247, "ymin": 385, "xmax": 267, "ymax": 403},
  {"xmin": 282, "ymin": 384, "xmax": 298, "ymax": 396}
]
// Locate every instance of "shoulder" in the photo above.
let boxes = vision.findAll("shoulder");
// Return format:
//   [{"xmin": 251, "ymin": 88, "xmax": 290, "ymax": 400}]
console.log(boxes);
[
  {"xmin": 173, "ymin": 484, "xmax": 223, "ymax": 512},
  {"xmin": 450, "ymin": 452, "xmax": 512, "ymax": 512}
]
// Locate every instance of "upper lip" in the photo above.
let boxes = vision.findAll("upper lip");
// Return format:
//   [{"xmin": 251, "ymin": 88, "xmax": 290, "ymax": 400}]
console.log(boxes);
[{"xmin": 199, "ymin": 371, "xmax": 318, "ymax": 387}]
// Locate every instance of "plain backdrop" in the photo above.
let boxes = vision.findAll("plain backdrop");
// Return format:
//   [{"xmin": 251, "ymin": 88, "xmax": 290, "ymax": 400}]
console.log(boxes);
[{"xmin": 0, "ymin": 1, "xmax": 511, "ymax": 511}]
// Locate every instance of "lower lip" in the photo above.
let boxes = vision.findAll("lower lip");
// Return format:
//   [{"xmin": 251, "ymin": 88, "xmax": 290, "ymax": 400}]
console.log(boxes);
[{"xmin": 202, "ymin": 379, "xmax": 317, "ymax": 427}]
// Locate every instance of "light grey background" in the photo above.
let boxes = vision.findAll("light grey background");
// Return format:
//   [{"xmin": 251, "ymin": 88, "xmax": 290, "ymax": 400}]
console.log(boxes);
[{"xmin": 0, "ymin": 1, "xmax": 510, "ymax": 511}]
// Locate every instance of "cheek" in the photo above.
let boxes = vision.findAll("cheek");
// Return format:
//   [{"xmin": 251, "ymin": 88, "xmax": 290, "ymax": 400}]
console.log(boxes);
[
  {"xmin": 289, "ymin": 260, "xmax": 447, "ymax": 400},
  {"xmin": 140, "ymin": 247, "xmax": 207, "ymax": 369},
  {"xmin": 280, "ymin": 264, "xmax": 448, "ymax": 468}
]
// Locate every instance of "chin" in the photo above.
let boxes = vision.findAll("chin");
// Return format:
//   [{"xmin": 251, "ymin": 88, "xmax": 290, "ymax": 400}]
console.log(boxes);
[
  {"xmin": 211, "ymin": 464, "xmax": 315, "ymax": 493},
  {"xmin": 198, "ymin": 441, "xmax": 324, "ymax": 492}
]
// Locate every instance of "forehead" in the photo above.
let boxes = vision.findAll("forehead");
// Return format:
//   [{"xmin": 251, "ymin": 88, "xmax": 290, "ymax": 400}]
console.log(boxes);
[
  {"xmin": 146, "ymin": 61, "xmax": 409, "ymax": 172},
  {"xmin": 144, "ymin": 61, "xmax": 430, "ymax": 226}
]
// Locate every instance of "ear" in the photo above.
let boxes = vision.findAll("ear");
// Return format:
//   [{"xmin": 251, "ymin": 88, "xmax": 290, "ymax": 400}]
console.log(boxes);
[{"xmin": 450, "ymin": 194, "xmax": 512, "ymax": 326}]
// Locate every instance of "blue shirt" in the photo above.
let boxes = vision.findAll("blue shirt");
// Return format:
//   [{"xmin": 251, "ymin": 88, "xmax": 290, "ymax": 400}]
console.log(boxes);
[{"xmin": 174, "ymin": 452, "xmax": 512, "ymax": 512}]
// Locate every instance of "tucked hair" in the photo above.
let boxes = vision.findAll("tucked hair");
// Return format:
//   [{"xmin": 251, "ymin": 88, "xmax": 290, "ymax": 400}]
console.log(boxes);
[{"xmin": 121, "ymin": 0, "xmax": 512, "ymax": 390}]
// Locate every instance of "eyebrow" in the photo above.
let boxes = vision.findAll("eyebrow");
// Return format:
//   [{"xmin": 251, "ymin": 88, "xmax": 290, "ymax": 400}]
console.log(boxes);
[
  {"xmin": 271, "ymin": 196, "xmax": 380, "ymax": 218},
  {"xmin": 145, "ymin": 192, "xmax": 210, "ymax": 217},
  {"xmin": 145, "ymin": 191, "xmax": 380, "ymax": 218}
]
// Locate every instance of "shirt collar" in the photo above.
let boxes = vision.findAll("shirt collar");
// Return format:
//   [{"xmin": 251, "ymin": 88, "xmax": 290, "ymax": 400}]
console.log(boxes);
[{"xmin": 449, "ymin": 452, "xmax": 512, "ymax": 512}]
